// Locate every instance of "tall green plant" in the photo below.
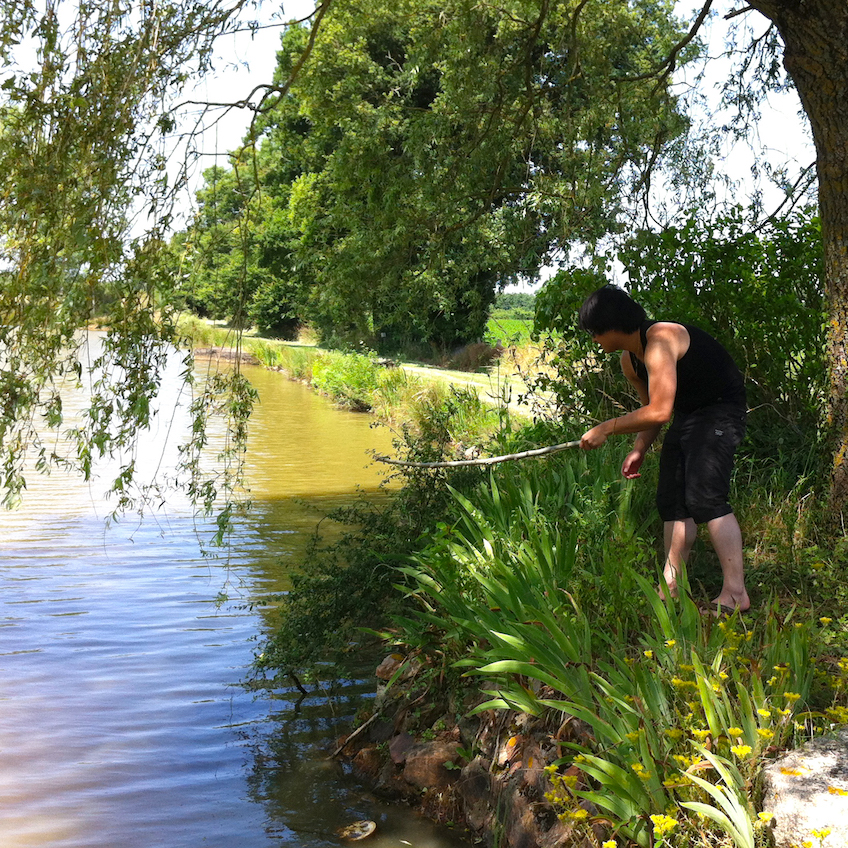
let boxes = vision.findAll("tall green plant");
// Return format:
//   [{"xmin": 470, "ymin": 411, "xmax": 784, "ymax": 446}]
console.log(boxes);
[{"xmin": 396, "ymin": 464, "xmax": 836, "ymax": 846}]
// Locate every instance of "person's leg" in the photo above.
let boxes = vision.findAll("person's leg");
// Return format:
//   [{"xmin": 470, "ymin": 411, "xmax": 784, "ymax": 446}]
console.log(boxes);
[
  {"xmin": 662, "ymin": 517, "xmax": 697, "ymax": 598},
  {"xmin": 706, "ymin": 512, "xmax": 750, "ymax": 611}
]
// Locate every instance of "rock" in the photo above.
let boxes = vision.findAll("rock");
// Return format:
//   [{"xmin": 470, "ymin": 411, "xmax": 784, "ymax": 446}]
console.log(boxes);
[
  {"xmin": 375, "ymin": 654, "xmax": 404, "ymax": 681},
  {"xmin": 389, "ymin": 732, "xmax": 415, "ymax": 764},
  {"xmin": 403, "ymin": 741, "xmax": 462, "ymax": 792},
  {"xmin": 762, "ymin": 727, "xmax": 848, "ymax": 848}
]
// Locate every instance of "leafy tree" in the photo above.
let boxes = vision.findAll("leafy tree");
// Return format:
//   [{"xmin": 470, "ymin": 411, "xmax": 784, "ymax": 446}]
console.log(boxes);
[
  {"xmin": 0, "ymin": 0, "xmax": 259, "ymax": 513},
  {"xmin": 188, "ymin": 0, "xmax": 694, "ymax": 355},
  {"xmin": 536, "ymin": 207, "xmax": 825, "ymax": 468}
]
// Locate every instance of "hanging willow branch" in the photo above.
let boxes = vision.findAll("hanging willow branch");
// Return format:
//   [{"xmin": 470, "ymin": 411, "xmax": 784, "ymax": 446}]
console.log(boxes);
[{"xmin": 375, "ymin": 440, "xmax": 582, "ymax": 469}]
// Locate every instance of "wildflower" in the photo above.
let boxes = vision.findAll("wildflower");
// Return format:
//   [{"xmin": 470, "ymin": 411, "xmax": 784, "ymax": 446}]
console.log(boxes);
[
  {"xmin": 719, "ymin": 671, "xmax": 729, "ymax": 680},
  {"xmin": 570, "ymin": 808, "xmax": 589, "ymax": 820},
  {"xmin": 811, "ymin": 828, "xmax": 831, "ymax": 840},
  {"xmin": 811, "ymin": 561, "xmax": 826, "ymax": 571},
  {"xmin": 767, "ymin": 676, "xmax": 778, "ymax": 686},
  {"xmin": 664, "ymin": 728, "xmax": 683, "ymax": 741},
  {"xmin": 625, "ymin": 731, "xmax": 640, "ymax": 743},
  {"xmin": 820, "ymin": 617, "xmax": 832, "ymax": 625},
  {"xmin": 650, "ymin": 814, "xmax": 678, "ymax": 836},
  {"xmin": 826, "ymin": 706, "xmax": 848, "ymax": 723},
  {"xmin": 665, "ymin": 639, "xmax": 676, "ymax": 647},
  {"xmin": 544, "ymin": 764, "xmax": 558, "ymax": 775},
  {"xmin": 779, "ymin": 708, "xmax": 792, "ymax": 717},
  {"xmin": 731, "ymin": 744, "xmax": 753, "ymax": 757},
  {"xmin": 673, "ymin": 755, "xmax": 693, "ymax": 767},
  {"xmin": 758, "ymin": 812, "xmax": 775, "ymax": 823},
  {"xmin": 691, "ymin": 728, "xmax": 711, "ymax": 741},
  {"xmin": 784, "ymin": 692, "xmax": 802, "ymax": 703},
  {"xmin": 727, "ymin": 727, "xmax": 743, "ymax": 737},
  {"xmin": 794, "ymin": 622, "xmax": 804, "ymax": 629},
  {"xmin": 644, "ymin": 650, "xmax": 654, "ymax": 659},
  {"xmin": 602, "ymin": 842, "xmax": 617, "ymax": 848},
  {"xmin": 757, "ymin": 728, "xmax": 775, "ymax": 740},
  {"xmin": 757, "ymin": 708, "xmax": 771, "ymax": 719}
]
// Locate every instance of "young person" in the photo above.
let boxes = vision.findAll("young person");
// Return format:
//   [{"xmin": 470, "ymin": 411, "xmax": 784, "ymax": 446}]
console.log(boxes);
[{"xmin": 577, "ymin": 284, "xmax": 749, "ymax": 612}]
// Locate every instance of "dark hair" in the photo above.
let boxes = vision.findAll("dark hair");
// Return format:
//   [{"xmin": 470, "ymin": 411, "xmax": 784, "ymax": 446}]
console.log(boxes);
[{"xmin": 578, "ymin": 284, "xmax": 646, "ymax": 335}]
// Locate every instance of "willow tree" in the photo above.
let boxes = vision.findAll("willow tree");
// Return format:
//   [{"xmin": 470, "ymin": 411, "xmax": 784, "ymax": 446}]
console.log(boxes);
[{"xmin": 0, "ymin": 0, "xmax": 261, "ymax": 516}]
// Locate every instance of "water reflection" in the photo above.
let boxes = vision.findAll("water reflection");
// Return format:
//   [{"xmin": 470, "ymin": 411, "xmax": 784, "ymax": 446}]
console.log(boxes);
[{"xmin": 0, "ymin": 351, "xmax": 468, "ymax": 848}]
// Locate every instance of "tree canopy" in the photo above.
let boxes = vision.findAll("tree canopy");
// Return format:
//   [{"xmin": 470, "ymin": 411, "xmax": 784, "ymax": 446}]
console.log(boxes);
[{"xmin": 181, "ymin": 0, "xmax": 695, "ymax": 355}]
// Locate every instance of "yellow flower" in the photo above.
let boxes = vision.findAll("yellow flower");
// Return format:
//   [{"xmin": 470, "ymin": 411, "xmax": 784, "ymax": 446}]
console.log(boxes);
[
  {"xmin": 691, "ymin": 728, "xmax": 711, "ymax": 741},
  {"xmin": 779, "ymin": 708, "xmax": 792, "ymax": 717},
  {"xmin": 819, "ymin": 617, "xmax": 832, "ymax": 625},
  {"xmin": 731, "ymin": 744, "xmax": 753, "ymax": 757},
  {"xmin": 644, "ymin": 650, "xmax": 654, "ymax": 659},
  {"xmin": 665, "ymin": 639, "xmax": 676, "ymax": 647},
  {"xmin": 758, "ymin": 812, "xmax": 774, "ymax": 823},
  {"xmin": 727, "ymin": 726, "xmax": 744, "ymax": 737},
  {"xmin": 571, "ymin": 808, "xmax": 589, "ymax": 820},
  {"xmin": 811, "ymin": 828, "xmax": 831, "ymax": 840},
  {"xmin": 602, "ymin": 842, "xmax": 617, "ymax": 848},
  {"xmin": 757, "ymin": 708, "xmax": 771, "ymax": 719},
  {"xmin": 767, "ymin": 676, "xmax": 779, "ymax": 686},
  {"xmin": 650, "ymin": 814, "xmax": 678, "ymax": 835},
  {"xmin": 757, "ymin": 728, "xmax": 775, "ymax": 740},
  {"xmin": 784, "ymin": 692, "xmax": 802, "ymax": 702},
  {"xmin": 664, "ymin": 728, "xmax": 683, "ymax": 741},
  {"xmin": 719, "ymin": 671, "xmax": 729, "ymax": 680},
  {"xmin": 625, "ymin": 731, "xmax": 640, "ymax": 743}
]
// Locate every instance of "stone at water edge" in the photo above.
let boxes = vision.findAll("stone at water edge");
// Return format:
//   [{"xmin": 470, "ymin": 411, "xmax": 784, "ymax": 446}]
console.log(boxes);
[
  {"xmin": 761, "ymin": 727, "xmax": 848, "ymax": 848},
  {"xmin": 337, "ymin": 820, "xmax": 377, "ymax": 841}
]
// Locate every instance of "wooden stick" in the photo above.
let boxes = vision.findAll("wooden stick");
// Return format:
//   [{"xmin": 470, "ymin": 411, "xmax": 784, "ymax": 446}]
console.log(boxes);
[{"xmin": 375, "ymin": 440, "xmax": 582, "ymax": 469}]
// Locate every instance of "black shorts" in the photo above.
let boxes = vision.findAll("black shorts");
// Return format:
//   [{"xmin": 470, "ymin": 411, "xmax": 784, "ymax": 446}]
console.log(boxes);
[{"xmin": 656, "ymin": 403, "xmax": 747, "ymax": 525}]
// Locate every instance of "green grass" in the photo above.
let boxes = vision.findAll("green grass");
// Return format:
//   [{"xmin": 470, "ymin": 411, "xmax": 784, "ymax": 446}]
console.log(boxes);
[{"xmin": 485, "ymin": 314, "xmax": 533, "ymax": 346}]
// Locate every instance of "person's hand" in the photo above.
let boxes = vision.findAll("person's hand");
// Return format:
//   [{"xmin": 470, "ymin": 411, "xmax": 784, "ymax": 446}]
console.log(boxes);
[
  {"xmin": 622, "ymin": 449, "xmax": 644, "ymax": 479},
  {"xmin": 580, "ymin": 424, "xmax": 609, "ymax": 450}
]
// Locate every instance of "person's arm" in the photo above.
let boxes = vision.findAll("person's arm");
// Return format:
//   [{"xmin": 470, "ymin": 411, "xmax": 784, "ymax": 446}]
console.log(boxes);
[
  {"xmin": 580, "ymin": 324, "xmax": 682, "ymax": 456},
  {"xmin": 620, "ymin": 352, "xmax": 662, "ymax": 478}
]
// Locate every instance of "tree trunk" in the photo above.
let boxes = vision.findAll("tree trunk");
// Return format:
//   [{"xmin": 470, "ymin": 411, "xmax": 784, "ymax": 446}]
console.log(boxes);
[{"xmin": 749, "ymin": 0, "xmax": 848, "ymax": 521}]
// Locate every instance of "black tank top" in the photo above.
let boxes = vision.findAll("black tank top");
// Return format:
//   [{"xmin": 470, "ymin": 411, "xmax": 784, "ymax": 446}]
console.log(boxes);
[{"xmin": 629, "ymin": 321, "xmax": 746, "ymax": 414}]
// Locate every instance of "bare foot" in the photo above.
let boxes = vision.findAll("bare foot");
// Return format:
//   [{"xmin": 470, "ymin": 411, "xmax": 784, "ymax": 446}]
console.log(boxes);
[{"xmin": 706, "ymin": 591, "xmax": 751, "ymax": 616}]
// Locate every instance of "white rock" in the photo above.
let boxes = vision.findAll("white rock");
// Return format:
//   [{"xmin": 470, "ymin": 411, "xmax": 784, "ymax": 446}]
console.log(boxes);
[{"xmin": 762, "ymin": 728, "xmax": 848, "ymax": 847}]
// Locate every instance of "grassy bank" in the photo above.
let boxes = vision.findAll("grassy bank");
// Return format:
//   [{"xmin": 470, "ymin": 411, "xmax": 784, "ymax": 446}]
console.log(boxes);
[{"xmin": 181, "ymin": 314, "xmax": 848, "ymax": 847}]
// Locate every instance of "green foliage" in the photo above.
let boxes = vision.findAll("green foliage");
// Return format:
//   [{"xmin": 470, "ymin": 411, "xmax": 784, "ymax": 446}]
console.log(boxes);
[
  {"xmin": 396, "ymin": 461, "xmax": 845, "ymax": 846},
  {"xmin": 621, "ymin": 207, "xmax": 825, "ymax": 460},
  {"xmin": 311, "ymin": 350, "xmax": 383, "ymax": 411},
  {"xmin": 532, "ymin": 207, "xmax": 826, "ymax": 467},
  {"xmin": 180, "ymin": 0, "xmax": 694, "ymax": 355},
  {"xmin": 0, "ymin": 0, "xmax": 262, "ymax": 517}
]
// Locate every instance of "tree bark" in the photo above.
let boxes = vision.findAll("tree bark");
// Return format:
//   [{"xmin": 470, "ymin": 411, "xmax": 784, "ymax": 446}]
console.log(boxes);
[{"xmin": 748, "ymin": 0, "xmax": 848, "ymax": 521}]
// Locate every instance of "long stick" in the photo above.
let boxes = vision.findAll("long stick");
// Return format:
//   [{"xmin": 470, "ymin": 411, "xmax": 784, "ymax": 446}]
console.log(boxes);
[{"xmin": 375, "ymin": 440, "xmax": 582, "ymax": 469}]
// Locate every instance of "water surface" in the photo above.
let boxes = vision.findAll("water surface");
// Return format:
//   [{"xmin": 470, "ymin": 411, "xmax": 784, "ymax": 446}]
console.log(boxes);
[{"xmin": 0, "ymin": 354, "xmax": 468, "ymax": 848}]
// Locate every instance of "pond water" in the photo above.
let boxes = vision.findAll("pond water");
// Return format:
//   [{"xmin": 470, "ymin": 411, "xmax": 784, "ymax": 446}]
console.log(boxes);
[{"xmin": 0, "ymin": 348, "xmax": 469, "ymax": 848}]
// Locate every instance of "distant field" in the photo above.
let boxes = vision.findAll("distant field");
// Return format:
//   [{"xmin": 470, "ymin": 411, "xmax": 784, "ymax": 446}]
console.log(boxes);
[{"xmin": 486, "ymin": 315, "xmax": 534, "ymax": 345}]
